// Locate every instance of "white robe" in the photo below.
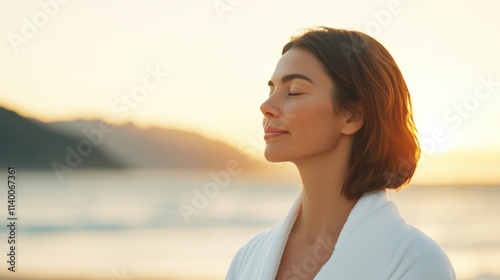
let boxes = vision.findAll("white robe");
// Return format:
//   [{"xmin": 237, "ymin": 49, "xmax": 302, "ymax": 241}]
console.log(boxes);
[{"xmin": 226, "ymin": 190, "xmax": 456, "ymax": 280}]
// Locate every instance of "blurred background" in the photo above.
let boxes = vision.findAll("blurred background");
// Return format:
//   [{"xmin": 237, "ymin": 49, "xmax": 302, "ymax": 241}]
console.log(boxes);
[{"xmin": 0, "ymin": 0, "xmax": 499, "ymax": 279}]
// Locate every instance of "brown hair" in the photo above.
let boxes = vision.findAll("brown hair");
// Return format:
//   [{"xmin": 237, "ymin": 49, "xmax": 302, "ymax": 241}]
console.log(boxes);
[{"xmin": 283, "ymin": 27, "xmax": 420, "ymax": 199}]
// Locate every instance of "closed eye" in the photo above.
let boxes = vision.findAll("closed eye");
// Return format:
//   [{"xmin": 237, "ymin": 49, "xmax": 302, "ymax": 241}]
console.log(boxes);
[{"xmin": 287, "ymin": 92, "xmax": 303, "ymax": 96}]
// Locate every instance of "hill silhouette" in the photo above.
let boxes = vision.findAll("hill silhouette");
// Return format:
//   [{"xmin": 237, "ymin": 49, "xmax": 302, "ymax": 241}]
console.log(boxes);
[
  {"xmin": 0, "ymin": 106, "xmax": 262, "ymax": 171},
  {"xmin": 0, "ymin": 107, "xmax": 122, "ymax": 169},
  {"xmin": 44, "ymin": 119, "xmax": 261, "ymax": 170}
]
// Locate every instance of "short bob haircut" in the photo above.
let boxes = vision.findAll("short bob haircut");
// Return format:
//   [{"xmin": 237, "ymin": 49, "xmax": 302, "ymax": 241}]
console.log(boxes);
[{"xmin": 283, "ymin": 27, "xmax": 420, "ymax": 200}]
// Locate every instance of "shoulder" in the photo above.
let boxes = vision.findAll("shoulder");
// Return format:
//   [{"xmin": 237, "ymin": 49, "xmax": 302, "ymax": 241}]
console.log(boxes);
[
  {"xmin": 226, "ymin": 194, "xmax": 302, "ymax": 279},
  {"xmin": 233, "ymin": 227, "xmax": 274, "ymax": 261},
  {"xmin": 356, "ymin": 192, "xmax": 456, "ymax": 279},
  {"xmin": 397, "ymin": 225, "xmax": 456, "ymax": 279},
  {"xmin": 225, "ymin": 225, "xmax": 278, "ymax": 279},
  {"xmin": 334, "ymin": 192, "xmax": 456, "ymax": 279}
]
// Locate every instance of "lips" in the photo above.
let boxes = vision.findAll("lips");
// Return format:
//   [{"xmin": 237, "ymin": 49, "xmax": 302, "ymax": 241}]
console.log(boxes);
[{"xmin": 264, "ymin": 126, "xmax": 289, "ymax": 140}]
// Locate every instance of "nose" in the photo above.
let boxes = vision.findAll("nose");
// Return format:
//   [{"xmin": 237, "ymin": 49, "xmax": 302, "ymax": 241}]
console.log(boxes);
[{"xmin": 260, "ymin": 95, "xmax": 279, "ymax": 119}]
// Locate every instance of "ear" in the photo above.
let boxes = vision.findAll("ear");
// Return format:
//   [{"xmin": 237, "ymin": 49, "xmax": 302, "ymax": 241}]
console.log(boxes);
[{"xmin": 341, "ymin": 103, "xmax": 364, "ymax": 135}]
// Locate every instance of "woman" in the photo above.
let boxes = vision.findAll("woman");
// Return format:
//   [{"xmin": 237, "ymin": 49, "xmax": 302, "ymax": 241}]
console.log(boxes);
[{"xmin": 226, "ymin": 27, "xmax": 455, "ymax": 280}]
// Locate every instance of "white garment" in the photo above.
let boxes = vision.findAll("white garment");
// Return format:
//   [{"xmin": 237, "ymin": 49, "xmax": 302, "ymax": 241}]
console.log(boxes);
[{"xmin": 226, "ymin": 190, "xmax": 456, "ymax": 280}]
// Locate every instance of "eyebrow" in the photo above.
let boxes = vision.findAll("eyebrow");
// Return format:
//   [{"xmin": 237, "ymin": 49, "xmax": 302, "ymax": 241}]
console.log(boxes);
[{"xmin": 267, "ymin": 73, "xmax": 315, "ymax": 87}]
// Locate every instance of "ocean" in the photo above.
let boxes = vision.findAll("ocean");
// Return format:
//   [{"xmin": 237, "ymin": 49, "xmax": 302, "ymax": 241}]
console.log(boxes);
[{"xmin": 0, "ymin": 169, "xmax": 498, "ymax": 280}]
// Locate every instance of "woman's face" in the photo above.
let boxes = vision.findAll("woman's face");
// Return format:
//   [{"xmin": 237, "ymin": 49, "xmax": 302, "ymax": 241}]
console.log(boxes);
[{"xmin": 261, "ymin": 47, "xmax": 350, "ymax": 163}]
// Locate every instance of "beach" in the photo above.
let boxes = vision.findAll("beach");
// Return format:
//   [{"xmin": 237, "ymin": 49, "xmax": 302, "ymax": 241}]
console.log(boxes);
[{"xmin": 0, "ymin": 170, "xmax": 498, "ymax": 280}]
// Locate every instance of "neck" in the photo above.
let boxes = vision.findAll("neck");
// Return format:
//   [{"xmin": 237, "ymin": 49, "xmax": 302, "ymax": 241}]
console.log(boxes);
[{"xmin": 291, "ymin": 136, "xmax": 358, "ymax": 243}]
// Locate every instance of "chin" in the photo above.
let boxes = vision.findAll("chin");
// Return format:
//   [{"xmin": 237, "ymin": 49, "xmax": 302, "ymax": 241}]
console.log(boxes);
[
  {"xmin": 264, "ymin": 148, "xmax": 292, "ymax": 163},
  {"xmin": 264, "ymin": 156, "xmax": 284, "ymax": 163}
]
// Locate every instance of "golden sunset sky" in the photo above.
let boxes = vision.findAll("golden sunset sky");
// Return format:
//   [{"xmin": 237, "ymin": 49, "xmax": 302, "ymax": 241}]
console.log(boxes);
[{"xmin": 1, "ymin": 0, "xmax": 499, "ymax": 184}]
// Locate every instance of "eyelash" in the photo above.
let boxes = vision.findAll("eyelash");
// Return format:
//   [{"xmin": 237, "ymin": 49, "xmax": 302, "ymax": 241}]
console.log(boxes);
[{"xmin": 287, "ymin": 92, "xmax": 302, "ymax": 96}]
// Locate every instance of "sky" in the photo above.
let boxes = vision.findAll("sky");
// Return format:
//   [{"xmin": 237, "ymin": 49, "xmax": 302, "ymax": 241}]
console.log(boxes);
[{"xmin": 1, "ymin": 0, "xmax": 499, "ymax": 184}]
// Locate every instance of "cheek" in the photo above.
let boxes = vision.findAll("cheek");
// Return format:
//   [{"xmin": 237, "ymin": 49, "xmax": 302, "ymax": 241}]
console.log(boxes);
[
  {"xmin": 287, "ymin": 101, "xmax": 341, "ymax": 146},
  {"xmin": 287, "ymin": 100, "xmax": 336, "ymax": 131}
]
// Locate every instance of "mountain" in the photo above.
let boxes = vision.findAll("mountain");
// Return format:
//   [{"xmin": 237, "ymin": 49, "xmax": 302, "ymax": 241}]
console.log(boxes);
[
  {"xmin": 0, "ymin": 107, "xmax": 122, "ymax": 170},
  {"xmin": 40, "ymin": 119, "xmax": 262, "ymax": 170}
]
